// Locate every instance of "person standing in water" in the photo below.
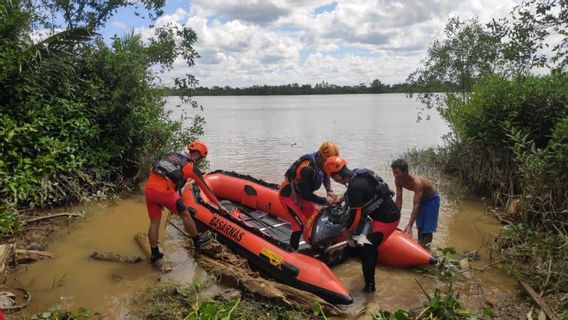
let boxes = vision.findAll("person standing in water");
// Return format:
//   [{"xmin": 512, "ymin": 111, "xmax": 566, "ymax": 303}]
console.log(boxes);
[
  {"xmin": 145, "ymin": 140, "xmax": 229, "ymax": 264},
  {"xmin": 391, "ymin": 158, "xmax": 440, "ymax": 247},
  {"xmin": 279, "ymin": 141, "xmax": 339, "ymax": 250},
  {"xmin": 324, "ymin": 156, "xmax": 400, "ymax": 293}
]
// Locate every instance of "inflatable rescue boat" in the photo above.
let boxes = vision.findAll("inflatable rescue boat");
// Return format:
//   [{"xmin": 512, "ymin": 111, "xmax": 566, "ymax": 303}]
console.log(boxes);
[{"xmin": 182, "ymin": 170, "xmax": 434, "ymax": 305}]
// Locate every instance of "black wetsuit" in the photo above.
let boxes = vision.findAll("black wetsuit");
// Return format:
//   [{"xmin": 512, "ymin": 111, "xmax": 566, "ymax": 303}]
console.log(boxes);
[{"xmin": 345, "ymin": 172, "xmax": 401, "ymax": 289}]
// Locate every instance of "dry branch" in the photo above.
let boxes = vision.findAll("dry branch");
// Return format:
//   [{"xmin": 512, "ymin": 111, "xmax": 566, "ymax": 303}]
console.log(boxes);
[
  {"xmin": 24, "ymin": 212, "xmax": 82, "ymax": 224},
  {"xmin": 518, "ymin": 279, "xmax": 558, "ymax": 320},
  {"xmin": 14, "ymin": 249, "xmax": 54, "ymax": 264}
]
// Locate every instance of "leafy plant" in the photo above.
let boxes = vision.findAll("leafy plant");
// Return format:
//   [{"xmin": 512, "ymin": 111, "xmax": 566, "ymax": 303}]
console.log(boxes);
[
  {"xmin": 372, "ymin": 309, "xmax": 410, "ymax": 320},
  {"xmin": 417, "ymin": 285, "xmax": 476, "ymax": 320},
  {"xmin": 30, "ymin": 306, "xmax": 101, "ymax": 320}
]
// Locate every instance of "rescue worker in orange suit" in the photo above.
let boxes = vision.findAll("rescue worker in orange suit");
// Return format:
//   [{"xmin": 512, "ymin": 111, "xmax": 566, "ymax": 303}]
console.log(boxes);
[
  {"xmin": 324, "ymin": 156, "xmax": 400, "ymax": 293},
  {"xmin": 145, "ymin": 140, "xmax": 229, "ymax": 264},
  {"xmin": 279, "ymin": 141, "xmax": 339, "ymax": 250}
]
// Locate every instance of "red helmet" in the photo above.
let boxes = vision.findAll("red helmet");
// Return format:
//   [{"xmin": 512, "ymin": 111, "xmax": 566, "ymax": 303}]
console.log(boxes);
[
  {"xmin": 187, "ymin": 140, "xmax": 208, "ymax": 158},
  {"xmin": 318, "ymin": 141, "xmax": 339, "ymax": 160},
  {"xmin": 324, "ymin": 156, "xmax": 347, "ymax": 176}
]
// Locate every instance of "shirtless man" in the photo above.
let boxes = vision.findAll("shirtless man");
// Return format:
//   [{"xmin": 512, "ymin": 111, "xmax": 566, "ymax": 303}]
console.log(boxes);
[{"xmin": 391, "ymin": 159, "xmax": 440, "ymax": 247}]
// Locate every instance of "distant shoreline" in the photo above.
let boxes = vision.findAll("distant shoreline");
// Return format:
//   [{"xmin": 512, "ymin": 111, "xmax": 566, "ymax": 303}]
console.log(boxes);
[
  {"xmin": 161, "ymin": 82, "xmax": 419, "ymax": 96},
  {"xmin": 188, "ymin": 91, "xmax": 406, "ymax": 96}
]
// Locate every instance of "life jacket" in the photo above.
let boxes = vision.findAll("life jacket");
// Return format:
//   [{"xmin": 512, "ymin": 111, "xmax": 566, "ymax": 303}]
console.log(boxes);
[
  {"xmin": 348, "ymin": 168, "xmax": 395, "ymax": 215},
  {"xmin": 284, "ymin": 152, "xmax": 324, "ymax": 191},
  {"xmin": 153, "ymin": 152, "xmax": 191, "ymax": 190}
]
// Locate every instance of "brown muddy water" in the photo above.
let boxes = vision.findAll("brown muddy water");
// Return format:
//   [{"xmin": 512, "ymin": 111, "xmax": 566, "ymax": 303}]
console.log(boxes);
[
  {"xmin": 6, "ymin": 95, "xmax": 518, "ymax": 318},
  {"xmin": 5, "ymin": 177, "xmax": 517, "ymax": 319}
]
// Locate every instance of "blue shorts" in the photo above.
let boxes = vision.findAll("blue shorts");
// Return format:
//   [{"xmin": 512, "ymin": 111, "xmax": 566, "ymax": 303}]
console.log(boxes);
[{"xmin": 416, "ymin": 192, "xmax": 440, "ymax": 234}]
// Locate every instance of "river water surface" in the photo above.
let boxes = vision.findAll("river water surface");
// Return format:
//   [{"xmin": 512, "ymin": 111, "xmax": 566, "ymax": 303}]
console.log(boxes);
[{"xmin": 7, "ymin": 94, "xmax": 517, "ymax": 318}]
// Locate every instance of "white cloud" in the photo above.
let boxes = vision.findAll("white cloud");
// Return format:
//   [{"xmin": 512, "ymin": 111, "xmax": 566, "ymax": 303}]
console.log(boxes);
[{"xmin": 124, "ymin": 0, "xmax": 519, "ymax": 87}]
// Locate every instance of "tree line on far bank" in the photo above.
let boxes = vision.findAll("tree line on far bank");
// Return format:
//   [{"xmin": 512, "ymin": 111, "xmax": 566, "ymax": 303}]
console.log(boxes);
[{"xmin": 162, "ymin": 80, "xmax": 453, "ymax": 96}]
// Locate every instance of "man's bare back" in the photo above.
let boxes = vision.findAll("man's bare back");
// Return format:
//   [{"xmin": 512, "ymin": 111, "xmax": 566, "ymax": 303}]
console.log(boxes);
[
  {"xmin": 391, "ymin": 158, "xmax": 440, "ymax": 247},
  {"xmin": 395, "ymin": 175, "xmax": 436, "ymax": 200}
]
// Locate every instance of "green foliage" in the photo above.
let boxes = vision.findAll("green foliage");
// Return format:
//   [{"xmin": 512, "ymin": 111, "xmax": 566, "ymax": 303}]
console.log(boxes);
[
  {"xmin": 30, "ymin": 306, "xmax": 101, "ymax": 320},
  {"xmin": 406, "ymin": 2, "xmax": 568, "ymax": 317},
  {"xmin": 134, "ymin": 285, "xmax": 318, "ymax": 320},
  {"xmin": 439, "ymin": 73, "xmax": 568, "ymax": 213},
  {"xmin": 35, "ymin": 0, "xmax": 166, "ymax": 30},
  {"xmin": 372, "ymin": 309, "xmax": 410, "ymax": 320},
  {"xmin": 0, "ymin": 205, "xmax": 23, "ymax": 234},
  {"xmin": 0, "ymin": 0, "xmax": 203, "ymax": 232},
  {"xmin": 416, "ymin": 285, "xmax": 477, "ymax": 320},
  {"xmin": 406, "ymin": 18, "xmax": 506, "ymax": 118},
  {"xmin": 493, "ymin": 0, "xmax": 568, "ymax": 71},
  {"xmin": 430, "ymin": 247, "xmax": 462, "ymax": 281}
]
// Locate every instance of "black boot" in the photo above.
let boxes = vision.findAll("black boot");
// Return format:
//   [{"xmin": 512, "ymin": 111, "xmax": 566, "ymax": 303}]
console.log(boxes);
[
  {"xmin": 193, "ymin": 233, "xmax": 210, "ymax": 247},
  {"xmin": 150, "ymin": 247, "xmax": 164, "ymax": 264},
  {"xmin": 363, "ymin": 282, "xmax": 376, "ymax": 293}
]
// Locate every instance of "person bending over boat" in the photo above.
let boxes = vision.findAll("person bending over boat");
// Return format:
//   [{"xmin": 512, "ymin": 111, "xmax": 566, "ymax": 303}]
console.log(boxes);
[
  {"xmin": 145, "ymin": 140, "xmax": 229, "ymax": 264},
  {"xmin": 324, "ymin": 156, "xmax": 400, "ymax": 293},
  {"xmin": 279, "ymin": 141, "xmax": 339, "ymax": 250},
  {"xmin": 391, "ymin": 158, "xmax": 440, "ymax": 248}
]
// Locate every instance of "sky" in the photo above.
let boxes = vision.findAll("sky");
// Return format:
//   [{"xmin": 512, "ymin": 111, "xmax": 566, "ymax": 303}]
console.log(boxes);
[{"xmin": 102, "ymin": 0, "xmax": 519, "ymax": 88}]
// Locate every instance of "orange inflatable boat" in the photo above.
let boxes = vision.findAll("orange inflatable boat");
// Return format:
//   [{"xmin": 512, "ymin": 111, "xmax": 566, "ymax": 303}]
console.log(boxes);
[{"xmin": 182, "ymin": 171, "xmax": 434, "ymax": 304}]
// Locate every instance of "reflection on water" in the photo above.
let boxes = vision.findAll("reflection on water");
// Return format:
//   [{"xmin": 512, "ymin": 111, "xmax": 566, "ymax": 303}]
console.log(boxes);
[
  {"xmin": 8, "ymin": 94, "xmax": 516, "ymax": 318},
  {"xmin": 180, "ymin": 94, "xmax": 450, "ymax": 181}
]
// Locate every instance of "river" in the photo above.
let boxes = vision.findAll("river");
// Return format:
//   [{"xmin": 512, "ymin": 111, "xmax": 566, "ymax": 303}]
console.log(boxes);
[{"xmin": 7, "ymin": 94, "xmax": 517, "ymax": 318}]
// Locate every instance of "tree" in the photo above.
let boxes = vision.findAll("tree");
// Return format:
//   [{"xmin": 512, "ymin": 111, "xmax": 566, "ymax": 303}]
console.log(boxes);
[
  {"xmin": 406, "ymin": 17, "xmax": 504, "ymax": 118},
  {"xmin": 491, "ymin": 0, "xmax": 568, "ymax": 71},
  {"xmin": 371, "ymin": 79, "xmax": 382, "ymax": 87},
  {"xmin": 36, "ymin": 0, "xmax": 166, "ymax": 30}
]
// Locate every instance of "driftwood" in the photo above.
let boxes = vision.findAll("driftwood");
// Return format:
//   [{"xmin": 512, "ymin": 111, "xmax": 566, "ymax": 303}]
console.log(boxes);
[
  {"xmin": 518, "ymin": 279, "xmax": 558, "ymax": 320},
  {"xmin": 14, "ymin": 249, "xmax": 54, "ymax": 264},
  {"xmin": 196, "ymin": 239, "xmax": 345, "ymax": 316},
  {"xmin": 90, "ymin": 251, "xmax": 143, "ymax": 264},
  {"xmin": 24, "ymin": 212, "xmax": 82, "ymax": 225},
  {"xmin": 134, "ymin": 232, "xmax": 151, "ymax": 258},
  {"xmin": 0, "ymin": 244, "xmax": 14, "ymax": 274}
]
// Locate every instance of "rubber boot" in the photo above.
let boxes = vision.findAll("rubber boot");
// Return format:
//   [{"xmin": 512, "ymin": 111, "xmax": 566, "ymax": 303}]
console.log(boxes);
[
  {"xmin": 193, "ymin": 233, "xmax": 211, "ymax": 247},
  {"xmin": 150, "ymin": 247, "xmax": 164, "ymax": 264},
  {"xmin": 363, "ymin": 282, "xmax": 376, "ymax": 293}
]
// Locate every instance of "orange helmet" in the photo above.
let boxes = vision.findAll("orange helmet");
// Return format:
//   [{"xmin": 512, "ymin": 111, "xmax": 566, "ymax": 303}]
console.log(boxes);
[
  {"xmin": 187, "ymin": 140, "xmax": 208, "ymax": 158},
  {"xmin": 318, "ymin": 141, "xmax": 339, "ymax": 160},
  {"xmin": 324, "ymin": 156, "xmax": 347, "ymax": 176}
]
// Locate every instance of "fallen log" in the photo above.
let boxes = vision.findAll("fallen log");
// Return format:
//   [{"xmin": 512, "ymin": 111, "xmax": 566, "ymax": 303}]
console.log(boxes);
[
  {"xmin": 518, "ymin": 279, "xmax": 557, "ymax": 320},
  {"xmin": 24, "ymin": 212, "xmax": 82, "ymax": 225},
  {"xmin": 90, "ymin": 251, "xmax": 143, "ymax": 264},
  {"xmin": 134, "ymin": 232, "xmax": 151, "ymax": 258},
  {"xmin": 134, "ymin": 232, "xmax": 172, "ymax": 273},
  {"xmin": 14, "ymin": 249, "xmax": 54, "ymax": 264}
]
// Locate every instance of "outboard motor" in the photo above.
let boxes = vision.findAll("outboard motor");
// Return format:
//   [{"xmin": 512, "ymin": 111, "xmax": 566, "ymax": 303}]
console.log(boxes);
[{"xmin": 307, "ymin": 205, "xmax": 350, "ymax": 251}]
